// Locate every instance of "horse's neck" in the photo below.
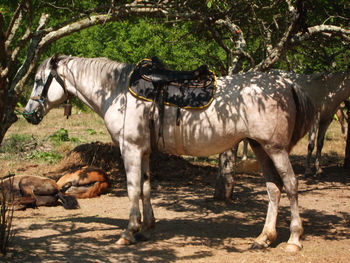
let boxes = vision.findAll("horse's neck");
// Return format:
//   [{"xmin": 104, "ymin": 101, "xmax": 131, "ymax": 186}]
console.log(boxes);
[{"xmin": 62, "ymin": 58, "xmax": 132, "ymax": 117}]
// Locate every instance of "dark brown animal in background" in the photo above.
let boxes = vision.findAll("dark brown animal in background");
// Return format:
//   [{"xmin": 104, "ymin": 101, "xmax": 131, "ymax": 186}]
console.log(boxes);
[
  {"xmin": 0, "ymin": 175, "xmax": 79, "ymax": 210},
  {"xmin": 56, "ymin": 166, "xmax": 110, "ymax": 199}
]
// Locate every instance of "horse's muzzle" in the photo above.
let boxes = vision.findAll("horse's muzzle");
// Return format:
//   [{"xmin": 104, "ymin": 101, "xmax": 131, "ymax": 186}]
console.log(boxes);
[{"xmin": 23, "ymin": 109, "xmax": 43, "ymax": 125}]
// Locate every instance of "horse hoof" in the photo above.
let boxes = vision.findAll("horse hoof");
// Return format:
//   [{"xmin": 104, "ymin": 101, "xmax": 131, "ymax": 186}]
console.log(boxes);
[
  {"xmin": 116, "ymin": 237, "xmax": 133, "ymax": 246},
  {"xmin": 283, "ymin": 243, "xmax": 302, "ymax": 252},
  {"xmin": 250, "ymin": 242, "xmax": 266, "ymax": 250}
]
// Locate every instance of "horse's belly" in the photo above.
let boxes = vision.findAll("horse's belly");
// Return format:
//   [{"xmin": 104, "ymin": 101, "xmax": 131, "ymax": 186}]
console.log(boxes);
[{"xmin": 161, "ymin": 110, "xmax": 245, "ymax": 157}]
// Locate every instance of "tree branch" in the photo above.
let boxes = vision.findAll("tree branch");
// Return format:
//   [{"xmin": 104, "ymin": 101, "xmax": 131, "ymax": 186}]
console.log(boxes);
[
  {"xmin": 11, "ymin": 1, "xmax": 174, "ymax": 94},
  {"xmin": 5, "ymin": 0, "xmax": 34, "ymax": 77},
  {"xmin": 37, "ymin": 2, "xmax": 175, "ymax": 50},
  {"xmin": 291, "ymin": 25, "xmax": 350, "ymax": 44},
  {"xmin": 4, "ymin": 0, "xmax": 27, "ymax": 41},
  {"xmin": 215, "ymin": 18, "xmax": 254, "ymax": 72},
  {"xmin": 11, "ymin": 13, "xmax": 49, "ymax": 95},
  {"xmin": 252, "ymin": 0, "xmax": 300, "ymax": 72}
]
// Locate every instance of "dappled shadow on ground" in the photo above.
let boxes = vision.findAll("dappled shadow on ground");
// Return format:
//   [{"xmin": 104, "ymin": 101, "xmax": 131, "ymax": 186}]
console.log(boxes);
[{"xmin": 7, "ymin": 142, "xmax": 350, "ymax": 262}]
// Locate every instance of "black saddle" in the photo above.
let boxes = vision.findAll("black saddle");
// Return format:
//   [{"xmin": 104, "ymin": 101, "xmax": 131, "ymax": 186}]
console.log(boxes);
[
  {"xmin": 147, "ymin": 56, "xmax": 211, "ymax": 84},
  {"xmin": 129, "ymin": 57, "xmax": 216, "ymax": 109}
]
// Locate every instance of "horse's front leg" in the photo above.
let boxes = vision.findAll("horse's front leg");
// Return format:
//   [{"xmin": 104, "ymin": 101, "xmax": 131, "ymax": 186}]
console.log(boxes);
[
  {"xmin": 135, "ymin": 153, "xmax": 156, "ymax": 241},
  {"xmin": 117, "ymin": 148, "xmax": 143, "ymax": 245}
]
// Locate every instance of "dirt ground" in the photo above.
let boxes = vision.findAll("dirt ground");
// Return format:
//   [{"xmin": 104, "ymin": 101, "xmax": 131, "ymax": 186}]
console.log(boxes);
[
  {"xmin": 1, "ymin": 145, "xmax": 349, "ymax": 263},
  {"xmin": 0, "ymin": 110, "xmax": 349, "ymax": 263}
]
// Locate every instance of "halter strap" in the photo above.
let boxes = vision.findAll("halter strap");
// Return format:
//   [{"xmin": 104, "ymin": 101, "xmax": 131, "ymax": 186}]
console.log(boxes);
[
  {"xmin": 42, "ymin": 69, "xmax": 68, "ymax": 99},
  {"xmin": 31, "ymin": 68, "xmax": 68, "ymax": 102}
]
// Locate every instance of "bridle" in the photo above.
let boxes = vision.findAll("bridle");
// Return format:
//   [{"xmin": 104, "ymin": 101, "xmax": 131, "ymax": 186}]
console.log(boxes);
[
  {"xmin": 19, "ymin": 56, "xmax": 71, "ymax": 123},
  {"xmin": 20, "ymin": 65, "xmax": 69, "ymax": 121},
  {"xmin": 30, "ymin": 68, "xmax": 68, "ymax": 106}
]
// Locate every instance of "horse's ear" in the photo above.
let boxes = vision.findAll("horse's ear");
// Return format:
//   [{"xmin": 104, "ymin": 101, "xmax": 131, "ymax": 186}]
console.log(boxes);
[{"xmin": 49, "ymin": 54, "xmax": 59, "ymax": 70}]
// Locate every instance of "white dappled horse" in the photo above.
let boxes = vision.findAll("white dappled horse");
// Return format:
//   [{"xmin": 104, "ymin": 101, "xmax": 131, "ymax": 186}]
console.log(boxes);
[
  {"xmin": 24, "ymin": 55, "xmax": 315, "ymax": 251},
  {"xmin": 271, "ymin": 70, "xmax": 350, "ymax": 175}
]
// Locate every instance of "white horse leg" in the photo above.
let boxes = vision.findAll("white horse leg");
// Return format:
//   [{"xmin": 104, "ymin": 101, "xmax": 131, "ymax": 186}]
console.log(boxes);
[
  {"xmin": 315, "ymin": 117, "xmax": 333, "ymax": 175},
  {"xmin": 117, "ymin": 148, "xmax": 143, "ymax": 245},
  {"xmin": 249, "ymin": 142, "xmax": 282, "ymax": 249},
  {"xmin": 268, "ymin": 148, "xmax": 303, "ymax": 252},
  {"xmin": 305, "ymin": 113, "xmax": 319, "ymax": 175},
  {"xmin": 242, "ymin": 139, "xmax": 248, "ymax": 161},
  {"xmin": 136, "ymin": 153, "xmax": 156, "ymax": 241}
]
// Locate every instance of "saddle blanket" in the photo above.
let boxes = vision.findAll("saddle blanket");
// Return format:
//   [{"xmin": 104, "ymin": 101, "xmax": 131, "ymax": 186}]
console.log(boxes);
[{"xmin": 128, "ymin": 59, "xmax": 216, "ymax": 109}]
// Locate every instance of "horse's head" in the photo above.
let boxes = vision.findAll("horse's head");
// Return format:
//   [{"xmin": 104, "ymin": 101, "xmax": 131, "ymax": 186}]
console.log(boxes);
[{"xmin": 23, "ymin": 54, "xmax": 68, "ymax": 125}]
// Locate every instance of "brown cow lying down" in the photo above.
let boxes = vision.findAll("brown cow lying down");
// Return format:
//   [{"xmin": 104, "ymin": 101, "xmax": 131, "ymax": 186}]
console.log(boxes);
[
  {"xmin": 56, "ymin": 166, "xmax": 110, "ymax": 199},
  {"xmin": 0, "ymin": 175, "xmax": 79, "ymax": 210}
]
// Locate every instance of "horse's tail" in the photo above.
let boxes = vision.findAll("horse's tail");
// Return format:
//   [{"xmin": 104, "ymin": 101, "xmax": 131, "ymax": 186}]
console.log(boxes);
[
  {"xmin": 56, "ymin": 192, "xmax": 79, "ymax": 209},
  {"xmin": 289, "ymin": 85, "xmax": 316, "ymax": 151}
]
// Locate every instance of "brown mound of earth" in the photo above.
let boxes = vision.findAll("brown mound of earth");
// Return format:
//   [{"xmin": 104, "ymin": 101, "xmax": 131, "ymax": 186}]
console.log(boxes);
[
  {"xmin": 54, "ymin": 142, "xmax": 123, "ymax": 173},
  {"xmin": 46, "ymin": 142, "xmax": 216, "ymax": 188},
  {"xmin": 47, "ymin": 142, "xmax": 216, "ymax": 186}
]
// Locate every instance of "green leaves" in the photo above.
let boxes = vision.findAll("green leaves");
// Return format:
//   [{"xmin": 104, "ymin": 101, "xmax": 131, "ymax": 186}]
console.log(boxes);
[{"xmin": 47, "ymin": 17, "xmax": 225, "ymax": 72}]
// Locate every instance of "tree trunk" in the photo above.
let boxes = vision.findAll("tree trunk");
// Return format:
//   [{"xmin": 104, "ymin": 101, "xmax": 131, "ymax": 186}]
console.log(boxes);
[
  {"xmin": 0, "ymin": 87, "xmax": 18, "ymax": 144},
  {"xmin": 344, "ymin": 100, "xmax": 350, "ymax": 169},
  {"xmin": 214, "ymin": 147, "xmax": 236, "ymax": 201},
  {"xmin": 0, "ymin": 77, "xmax": 7, "ymax": 124}
]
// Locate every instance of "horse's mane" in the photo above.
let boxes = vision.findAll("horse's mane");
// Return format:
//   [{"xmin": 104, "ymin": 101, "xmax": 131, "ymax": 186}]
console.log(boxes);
[
  {"xmin": 40, "ymin": 55, "xmax": 134, "ymax": 91},
  {"xmin": 58, "ymin": 55, "xmax": 131, "ymax": 75}
]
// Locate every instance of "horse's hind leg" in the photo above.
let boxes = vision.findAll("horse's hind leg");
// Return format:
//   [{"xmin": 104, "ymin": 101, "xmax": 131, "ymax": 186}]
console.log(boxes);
[
  {"xmin": 249, "ymin": 142, "xmax": 282, "ymax": 249},
  {"xmin": 19, "ymin": 185, "xmax": 38, "ymax": 207},
  {"xmin": 266, "ymin": 147, "xmax": 303, "ymax": 252},
  {"xmin": 135, "ymin": 152, "xmax": 155, "ymax": 241}
]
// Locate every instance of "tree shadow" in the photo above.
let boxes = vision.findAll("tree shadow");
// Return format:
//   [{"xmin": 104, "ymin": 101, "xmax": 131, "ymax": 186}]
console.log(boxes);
[{"xmin": 7, "ymin": 152, "xmax": 350, "ymax": 262}]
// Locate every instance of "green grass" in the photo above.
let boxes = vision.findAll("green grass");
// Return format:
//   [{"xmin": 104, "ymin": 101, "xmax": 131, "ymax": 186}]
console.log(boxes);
[
  {"xmin": 49, "ymin": 128, "xmax": 84, "ymax": 145},
  {"xmin": 28, "ymin": 150, "xmax": 63, "ymax": 164},
  {"xmin": 0, "ymin": 108, "xmax": 110, "ymax": 169}
]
